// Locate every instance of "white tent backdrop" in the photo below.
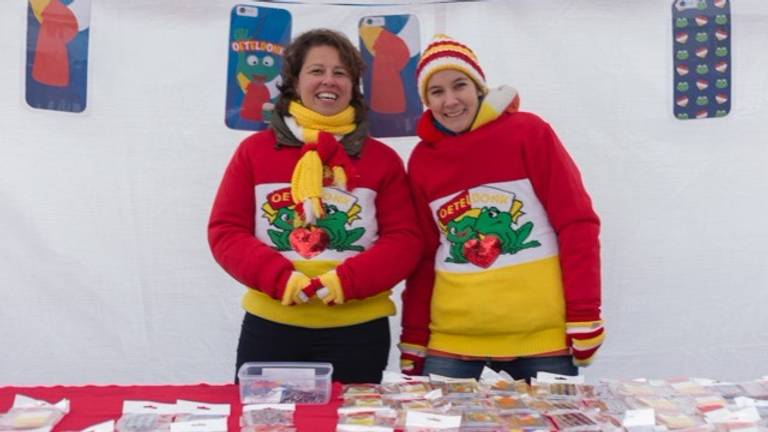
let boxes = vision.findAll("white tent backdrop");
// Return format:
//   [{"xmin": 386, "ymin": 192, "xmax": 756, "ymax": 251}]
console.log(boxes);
[{"xmin": 1, "ymin": 0, "xmax": 767, "ymax": 385}]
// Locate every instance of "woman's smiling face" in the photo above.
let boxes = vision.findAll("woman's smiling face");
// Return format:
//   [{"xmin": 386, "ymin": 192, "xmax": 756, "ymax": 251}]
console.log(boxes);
[
  {"xmin": 295, "ymin": 45, "xmax": 353, "ymax": 116},
  {"xmin": 425, "ymin": 69, "xmax": 481, "ymax": 133}
]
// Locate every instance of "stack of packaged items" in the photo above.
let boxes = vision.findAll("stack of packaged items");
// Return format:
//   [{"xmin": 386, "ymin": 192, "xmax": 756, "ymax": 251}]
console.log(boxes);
[
  {"xmin": 237, "ymin": 362, "xmax": 334, "ymax": 431},
  {"xmin": 335, "ymin": 370, "xmax": 768, "ymax": 432}
]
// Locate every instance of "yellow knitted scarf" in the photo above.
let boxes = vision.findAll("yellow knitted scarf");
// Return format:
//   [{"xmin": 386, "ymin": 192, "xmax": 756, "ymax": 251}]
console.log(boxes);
[
  {"xmin": 469, "ymin": 85, "xmax": 520, "ymax": 131},
  {"xmin": 288, "ymin": 101, "xmax": 357, "ymax": 226}
]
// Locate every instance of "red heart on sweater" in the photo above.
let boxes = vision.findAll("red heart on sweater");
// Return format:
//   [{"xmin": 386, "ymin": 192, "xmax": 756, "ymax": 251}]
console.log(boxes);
[
  {"xmin": 463, "ymin": 235, "xmax": 501, "ymax": 268},
  {"xmin": 289, "ymin": 227, "xmax": 329, "ymax": 259}
]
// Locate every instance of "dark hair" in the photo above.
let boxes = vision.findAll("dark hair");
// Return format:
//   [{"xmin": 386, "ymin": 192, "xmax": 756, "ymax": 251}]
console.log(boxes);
[{"xmin": 275, "ymin": 28, "xmax": 367, "ymax": 123}]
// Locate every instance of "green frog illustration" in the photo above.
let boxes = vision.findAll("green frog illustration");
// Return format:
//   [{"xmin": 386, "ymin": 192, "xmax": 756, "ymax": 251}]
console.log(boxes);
[
  {"xmin": 445, "ymin": 216, "xmax": 477, "ymax": 263},
  {"xmin": 474, "ymin": 206, "xmax": 541, "ymax": 254},
  {"xmin": 315, "ymin": 204, "xmax": 365, "ymax": 252},
  {"xmin": 234, "ymin": 28, "xmax": 281, "ymax": 122},
  {"xmin": 266, "ymin": 206, "xmax": 295, "ymax": 251}
]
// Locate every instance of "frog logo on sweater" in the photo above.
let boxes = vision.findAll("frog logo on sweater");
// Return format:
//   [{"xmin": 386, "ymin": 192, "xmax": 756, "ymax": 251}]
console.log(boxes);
[
  {"xmin": 261, "ymin": 187, "xmax": 366, "ymax": 257},
  {"xmin": 436, "ymin": 186, "xmax": 540, "ymax": 268}
]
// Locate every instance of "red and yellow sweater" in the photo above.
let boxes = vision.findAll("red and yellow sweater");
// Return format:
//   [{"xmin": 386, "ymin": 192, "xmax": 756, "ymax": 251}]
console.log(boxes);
[
  {"xmin": 209, "ymin": 130, "xmax": 422, "ymax": 328},
  {"xmin": 402, "ymin": 111, "xmax": 601, "ymax": 357}
]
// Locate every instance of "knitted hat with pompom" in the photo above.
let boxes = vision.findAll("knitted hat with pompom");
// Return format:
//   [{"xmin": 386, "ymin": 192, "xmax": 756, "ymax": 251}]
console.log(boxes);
[{"xmin": 416, "ymin": 34, "xmax": 487, "ymax": 104}]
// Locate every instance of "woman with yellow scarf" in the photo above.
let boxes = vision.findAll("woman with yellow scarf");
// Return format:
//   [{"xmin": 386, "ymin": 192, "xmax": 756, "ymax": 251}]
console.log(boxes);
[{"xmin": 209, "ymin": 29, "xmax": 421, "ymax": 384}]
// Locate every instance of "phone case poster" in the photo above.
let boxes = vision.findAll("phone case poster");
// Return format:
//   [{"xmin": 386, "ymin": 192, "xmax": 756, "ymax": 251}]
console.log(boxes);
[
  {"xmin": 225, "ymin": 6, "xmax": 292, "ymax": 131},
  {"xmin": 26, "ymin": 0, "xmax": 91, "ymax": 113},
  {"xmin": 672, "ymin": 0, "xmax": 731, "ymax": 120},
  {"xmin": 359, "ymin": 14, "xmax": 422, "ymax": 138}
]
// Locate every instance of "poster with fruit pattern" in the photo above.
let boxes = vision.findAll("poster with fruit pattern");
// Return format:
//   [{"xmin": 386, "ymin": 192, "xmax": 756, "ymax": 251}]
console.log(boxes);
[{"xmin": 672, "ymin": 0, "xmax": 731, "ymax": 120}]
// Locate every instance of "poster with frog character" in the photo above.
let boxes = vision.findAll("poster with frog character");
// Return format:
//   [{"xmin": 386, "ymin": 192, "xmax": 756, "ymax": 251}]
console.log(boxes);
[{"xmin": 225, "ymin": 5, "xmax": 291, "ymax": 130}]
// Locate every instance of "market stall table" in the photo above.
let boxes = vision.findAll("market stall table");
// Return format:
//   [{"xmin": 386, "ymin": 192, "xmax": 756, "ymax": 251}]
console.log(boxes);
[{"xmin": 0, "ymin": 382, "xmax": 343, "ymax": 431}]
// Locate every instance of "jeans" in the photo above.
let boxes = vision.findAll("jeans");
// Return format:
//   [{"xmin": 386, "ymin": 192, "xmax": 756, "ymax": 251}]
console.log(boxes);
[{"xmin": 422, "ymin": 354, "xmax": 577, "ymax": 382}]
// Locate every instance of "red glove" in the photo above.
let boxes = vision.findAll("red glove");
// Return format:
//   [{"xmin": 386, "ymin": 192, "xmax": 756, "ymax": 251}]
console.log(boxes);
[
  {"xmin": 398, "ymin": 343, "xmax": 427, "ymax": 376},
  {"xmin": 566, "ymin": 320, "xmax": 605, "ymax": 367}
]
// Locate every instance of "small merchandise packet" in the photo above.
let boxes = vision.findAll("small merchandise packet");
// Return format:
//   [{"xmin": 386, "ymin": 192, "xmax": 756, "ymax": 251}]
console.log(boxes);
[
  {"xmin": 479, "ymin": 367, "xmax": 530, "ymax": 395},
  {"xmin": 337, "ymin": 408, "xmax": 397, "ymax": 431},
  {"xmin": 610, "ymin": 379, "xmax": 667, "ymax": 398},
  {"xmin": 171, "ymin": 400, "xmax": 230, "ymax": 432},
  {"xmin": 460, "ymin": 409, "xmax": 504, "ymax": 430},
  {"xmin": 490, "ymin": 394, "xmax": 527, "ymax": 412},
  {"xmin": 737, "ymin": 382, "xmax": 768, "ymax": 400},
  {"xmin": 547, "ymin": 409, "xmax": 601, "ymax": 431},
  {"xmin": 0, "ymin": 394, "xmax": 69, "ymax": 432},
  {"xmin": 669, "ymin": 379, "xmax": 716, "ymax": 397},
  {"xmin": 428, "ymin": 375, "xmax": 480, "ymax": 397},
  {"xmin": 531, "ymin": 372, "xmax": 584, "ymax": 400},
  {"xmin": 343, "ymin": 384, "xmax": 382, "ymax": 398},
  {"xmin": 628, "ymin": 396, "xmax": 685, "ymax": 413},
  {"xmin": 341, "ymin": 394, "xmax": 386, "ymax": 409},
  {"xmin": 397, "ymin": 399, "xmax": 434, "ymax": 411},
  {"xmin": 656, "ymin": 411, "xmax": 703, "ymax": 430},
  {"xmin": 709, "ymin": 383, "xmax": 745, "ymax": 399},
  {"xmin": 695, "ymin": 395, "xmax": 728, "ymax": 413},
  {"xmin": 499, "ymin": 409, "xmax": 551, "ymax": 431},
  {"xmin": 403, "ymin": 409, "xmax": 461, "ymax": 431},
  {"xmin": 117, "ymin": 400, "xmax": 176, "ymax": 432},
  {"xmin": 240, "ymin": 404, "xmax": 294, "ymax": 429},
  {"xmin": 524, "ymin": 398, "xmax": 554, "ymax": 412}
]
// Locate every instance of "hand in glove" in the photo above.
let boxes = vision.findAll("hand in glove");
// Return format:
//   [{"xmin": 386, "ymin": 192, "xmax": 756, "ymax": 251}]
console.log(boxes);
[
  {"xmin": 398, "ymin": 343, "xmax": 427, "ymax": 376},
  {"xmin": 280, "ymin": 271, "xmax": 312, "ymax": 306},
  {"xmin": 314, "ymin": 270, "xmax": 345, "ymax": 305},
  {"xmin": 566, "ymin": 320, "xmax": 605, "ymax": 367}
]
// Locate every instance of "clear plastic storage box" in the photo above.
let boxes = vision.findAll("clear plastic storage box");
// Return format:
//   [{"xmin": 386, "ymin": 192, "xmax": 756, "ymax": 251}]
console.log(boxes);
[{"xmin": 238, "ymin": 362, "xmax": 333, "ymax": 405}]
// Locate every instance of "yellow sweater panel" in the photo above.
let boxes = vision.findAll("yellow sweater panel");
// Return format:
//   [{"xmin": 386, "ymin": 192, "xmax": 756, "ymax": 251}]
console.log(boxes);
[{"xmin": 429, "ymin": 255, "xmax": 567, "ymax": 357}]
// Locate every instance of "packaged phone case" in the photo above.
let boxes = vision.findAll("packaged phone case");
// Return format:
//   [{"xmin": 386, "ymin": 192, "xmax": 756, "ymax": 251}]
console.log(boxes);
[
  {"xmin": 343, "ymin": 384, "xmax": 383, "ymax": 398},
  {"xmin": 499, "ymin": 410, "xmax": 552, "ymax": 431},
  {"xmin": 358, "ymin": 14, "xmax": 422, "ymax": 137},
  {"xmin": 672, "ymin": 0, "xmax": 731, "ymax": 119},
  {"xmin": 0, "ymin": 406, "xmax": 66, "ymax": 431},
  {"xmin": 115, "ymin": 412, "xmax": 174, "ymax": 432},
  {"xmin": 25, "ymin": 0, "xmax": 91, "ymax": 112},
  {"xmin": 547, "ymin": 410, "xmax": 601, "ymax": 431},
  {"xmin": 241, "ymin": 405, "xmax": 295, "ymax": 428},
  {"xmin": 225, "ymin": 5, "xmax": 291, "ymax": 131}
]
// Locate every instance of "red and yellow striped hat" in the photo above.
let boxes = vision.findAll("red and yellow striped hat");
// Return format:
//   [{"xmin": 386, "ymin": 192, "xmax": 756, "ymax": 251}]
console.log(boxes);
[{"xmin": 416, "ymin": 34, "xmax": 487, "ymax": 104}]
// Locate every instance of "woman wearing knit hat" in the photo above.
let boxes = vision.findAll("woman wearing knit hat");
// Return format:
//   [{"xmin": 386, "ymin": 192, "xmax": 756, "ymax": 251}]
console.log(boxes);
[
  {"xmin": 399, "ymin": 34, "xmax": 604, "ymax": 380},
  {"xmin": 209, "ymin": 28, "xmax": 422, "ymax": 384}
]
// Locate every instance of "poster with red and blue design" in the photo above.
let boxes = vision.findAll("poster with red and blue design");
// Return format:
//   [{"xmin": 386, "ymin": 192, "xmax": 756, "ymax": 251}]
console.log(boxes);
[
  {"xmin": 359, "ymin": 14, "xmax": 422, "ymax": 138},
  {"xmin": 672, "ymin": 0, "xmax": 731, "ymax": 120},
  {"xmin": 25, "ymin": 0, "xmax": 90, "ymax": 113},
  {"xmin": 225, "ymin": 5, "xmax": 292, "ymax": 131}
]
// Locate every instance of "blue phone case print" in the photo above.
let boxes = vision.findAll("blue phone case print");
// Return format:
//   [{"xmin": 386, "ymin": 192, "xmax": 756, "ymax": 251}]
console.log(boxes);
[
  {"xmin": 225, "ymin": 5, "xmax": 291, "ymax": 131},
  {"xmin": 359, "ymin": 14, "xmax": 422, "ymax": 137},
  {"xmin": 25, "ymin": 0, "xmax": 91, "ymax": 113},
  {"xmin": 672, "ymin": 0, "xmax": 731, "ymax": 120}
]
